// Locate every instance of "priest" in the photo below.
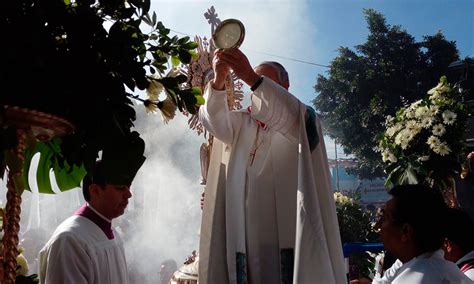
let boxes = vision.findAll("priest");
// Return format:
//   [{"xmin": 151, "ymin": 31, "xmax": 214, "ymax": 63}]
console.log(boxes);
[
  {"xmin": 198, "ymin": 48, "xmax": 346, "ymax": 284},
  {"xmin": 39, "ymin": 133, "xmax": 146, "ymax": 284}
]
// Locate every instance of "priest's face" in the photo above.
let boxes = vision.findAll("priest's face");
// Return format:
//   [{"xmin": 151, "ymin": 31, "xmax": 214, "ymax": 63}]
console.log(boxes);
[
  {"xmin": 254, "ymin": 64, "xmax": 289, "ymax": 90},
  {"xmin": 92, "ymin": 184, "xmax": 132, "ymax": 219}
]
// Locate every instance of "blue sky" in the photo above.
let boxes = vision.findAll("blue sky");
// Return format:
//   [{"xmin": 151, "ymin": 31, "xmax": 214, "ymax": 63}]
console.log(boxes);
[{"xmin": 151, "ymin": 0, "xmax": 472, "ymax": 157}]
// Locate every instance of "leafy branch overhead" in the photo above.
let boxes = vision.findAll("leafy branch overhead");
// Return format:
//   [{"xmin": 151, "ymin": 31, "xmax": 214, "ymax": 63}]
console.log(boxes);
[{"xmin": 1, "ymin": 0, "xmax": 199, "ymax": 193}]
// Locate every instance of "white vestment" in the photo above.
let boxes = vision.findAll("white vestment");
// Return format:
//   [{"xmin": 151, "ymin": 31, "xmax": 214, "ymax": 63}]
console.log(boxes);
[
  {"xmin": 199, "ymin": 77, "xmax": 346, "ymax": 284},
  {"xmin": 391, "ymin": 250, "xmax": 472, "ymax": 284},
  {"xmin": 39, "ymin": 215, "xmax": 128, "ymax": 284}
]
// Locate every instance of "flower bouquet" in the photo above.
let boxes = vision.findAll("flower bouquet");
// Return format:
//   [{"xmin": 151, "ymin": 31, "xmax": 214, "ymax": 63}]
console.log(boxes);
[{"xmin": 378, "ymin": 76, "xmax": 470, "ymax": 193}]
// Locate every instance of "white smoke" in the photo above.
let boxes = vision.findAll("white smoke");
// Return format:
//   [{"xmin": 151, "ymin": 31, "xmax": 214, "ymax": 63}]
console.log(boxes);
[{"xmin": 124, "ymin": 108, "xmax": 204, "ymax": 283}]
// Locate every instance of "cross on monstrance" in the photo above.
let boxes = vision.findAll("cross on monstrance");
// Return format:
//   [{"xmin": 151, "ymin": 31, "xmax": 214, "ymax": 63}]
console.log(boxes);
[
  {"xmin": 204, "ymin": 6, "xmax": 221, "ymax": 35},
  {"xmin": 184, "ymin": 6, "xmax": 244, "ymax": 185}
]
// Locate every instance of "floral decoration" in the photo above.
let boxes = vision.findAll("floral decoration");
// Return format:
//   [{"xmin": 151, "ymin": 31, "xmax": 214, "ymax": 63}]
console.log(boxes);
[{"xmin": 378, "ymin": 76, "xmax": 470, "ymax": 191}]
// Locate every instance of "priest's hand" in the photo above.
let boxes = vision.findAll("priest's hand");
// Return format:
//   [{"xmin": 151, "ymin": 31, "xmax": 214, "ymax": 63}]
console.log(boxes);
[
  {"xmin": 211, "ymin": 49, "xmax": 230, "ymax": 90},
  {"xmin": 218, "ymin": 48, "xmax": 260, "ymax": 88}
]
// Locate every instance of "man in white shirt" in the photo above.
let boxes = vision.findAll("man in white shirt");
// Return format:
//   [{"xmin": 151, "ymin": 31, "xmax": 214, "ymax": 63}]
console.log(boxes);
[
  {"xmin": 39, "ymin": 136, "xmax": 146, "ymax": 284},
  {"xmin": 199, "ymin": 48, "xmax": 345, "ymax": 284},
  {"xmin": 443, "ymin": 207, "xmax": 474, "ymax": 280},
  {"xmin": 375, "ymin": 184, "xmax": 471, "ymax": 283}
]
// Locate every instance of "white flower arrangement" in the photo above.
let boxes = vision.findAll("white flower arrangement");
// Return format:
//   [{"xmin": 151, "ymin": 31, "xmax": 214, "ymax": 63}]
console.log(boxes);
[
  {"xmin": 378, "ymin": 76, "xmax": 470, "ymax": 191},
  {"xmin": 334, "ymin": 191, "xmax": 354, "ymax": 207}
]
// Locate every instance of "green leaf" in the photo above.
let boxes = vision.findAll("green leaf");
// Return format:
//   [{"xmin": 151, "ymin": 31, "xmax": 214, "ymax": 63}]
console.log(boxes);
[
  {"xmin": 195, "ymin": 95, "xmax": 205, "ymax": 106},
  {"xmin": 141, "ymin": 13, "xmax": 152, "ymax": 26},
  {"xmin": 189, "ymin": 50, "xmax": 198, "ymax": 60},
  {"xmin": 179, "ymin": 90, "xmax": 198, "ymax": 114},
  {"xmin": 36, "ymin": 143, "xmax": 55, "ymax": 194},
  {"xmin": 152, "ymin": 11, "xmax": 157, "ymax": 26},
  {"xmin": 184, "ymin": 42, "xmax": 198, "ymax": 50},
  {"xmin": 143, "ymin": 0, "xmax": 151, "ymax": 15},
  {"xmin": 397, "ymin": 165, "xmax": 419, "ymax": 185},
  {"xmin": 171, "ymin": 55, "xmax": 180, "ymax": 67},
  {"xmin": 175, "ymin": 74, "xmax": 188, "ymax": 84},
  {"xmin": 177, "ymin": 36, "xmax": 190, "ymax": 45},
  {"xmin": 178, "ymin": 49, "xmax": 192, "ymax": 64},
  {"xmin": 191, "ymin": 87, "xmax": 202, "ymax": 96},
  {"xmin": 53, "ymin": 161, "xmax": 86, "ymax": 191}
]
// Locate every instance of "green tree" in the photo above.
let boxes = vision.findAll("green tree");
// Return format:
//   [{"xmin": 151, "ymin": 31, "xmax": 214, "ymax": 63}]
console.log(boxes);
[{"xmin": 313, "ymin": 9, "xmax": 459, "ymax": 178}]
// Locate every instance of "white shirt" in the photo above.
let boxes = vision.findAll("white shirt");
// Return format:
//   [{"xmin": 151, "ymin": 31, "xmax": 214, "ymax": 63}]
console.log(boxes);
[
  {"xmin": 39, "ymin": 215, "xmax": 128, "ymax": 284},
  {"xmin": 457, "ymin": 250, "xmax": 474, "ymax": 280},
  {"xmin": 391, "ymin": 250, "xmax": 472, "ymax": 284},
  {"xmin": 373, "ymin": 259, "xmax": 403, "ymax": 284}
]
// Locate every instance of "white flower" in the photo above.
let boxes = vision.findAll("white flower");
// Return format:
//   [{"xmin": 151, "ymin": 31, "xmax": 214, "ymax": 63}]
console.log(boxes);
[
  {"xmin": 428, "ymin": 81, "xmax": 450, "ymax": 99},
  {"xmin": 395, "ymin": 132, "xmax": 405, "ymax": 146},
  {"xmin": 386, "ymin": 124, "xmax": 402, "ymax": 138},
  {"xmin": 406, "ymin": 120, "xmax": 422, "ymax": 134},
  {"xmin": 417, "ymin": 155, "xmax": 430, "ymax": 162},
  {"xmin": 405, "ymin": 109, "xmax": 416, "ymax": 119},
  {"xmin": 420, "ymin": 116, "xmax": 434, "ymax": 128},
  {"xmin": 406, "ymin": 120, "xmax": 418, "ymax": 130},
  {"xmin": 410, "ymin": 100, "xmax": 423, "ymax": 109},
  {"xmin": 395, "ymin": 130, "xmax": 412, "ymax": 149},
  {"xmin": 334, "ymin": 192, "xmax": 353, "ymax": 206},
  {"xmin": 428, "ymin": 105, "xmax": 439, "ymax": 116},
  {"xmin": 442, "ymin": 110, "xmax": 457, "ymax": 125},
  {"xmin": 415, "ymin": 106, "xmax": 430, "ymax": 118},
  {"xmin": 433, "ymin": 142, "xmax": 451, "ymax": 156},
  {"xmin": 146, "ymin": 79, "xmax": 164, "ymax": 101},
  {"xmin": 385, "ymin": 115, "xmax": 395, "ymax": 125},
  {"xmin": 16, "ymin": 253, "xmax": 29, "ymax": 276},
  {"xmin": 427, "ymin": 135, "xmax": 440, "ymax": 148},
  {"xmin": 382, "ymin": 150, "xmax": 398, "ymax": 163},
  {"xmin": 432, "ymin": 124, "xmax": 446, "ymax": 136}
]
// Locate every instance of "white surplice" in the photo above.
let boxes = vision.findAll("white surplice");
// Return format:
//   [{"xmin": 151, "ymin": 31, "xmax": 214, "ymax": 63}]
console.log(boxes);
[
  {"xmin": 391, "ymin": 250, "xmax": 472, "ymax": 284},
  {"xmin": 198, "ymin": 77, "xmax": 346, "ymax": 284},
  {"xmin": 39, "ymin": 215, "xmax": 128, "ymax": 284}
]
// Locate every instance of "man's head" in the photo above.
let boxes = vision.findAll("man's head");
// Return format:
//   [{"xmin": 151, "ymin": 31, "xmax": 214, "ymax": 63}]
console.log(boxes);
[
  {"xmin": 82, "ymin": 160, "xmax": 132, "ymax": 220},
  {"xmin": 254, "ymin": 61, "xmax": 289, "ymax": 90},
  {"xmin": 443, "ymin": 208, "xmax": 474, "ymax": 262},
  {"xmin": 375, "ymin": 184, "xmax": 447, "ymax": 262}
]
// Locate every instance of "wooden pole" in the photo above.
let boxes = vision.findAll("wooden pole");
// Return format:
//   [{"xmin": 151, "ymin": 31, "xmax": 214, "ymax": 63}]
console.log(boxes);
[{"xmin": 2, "ymin": 130, "xmax": 26, "ymax": 284}]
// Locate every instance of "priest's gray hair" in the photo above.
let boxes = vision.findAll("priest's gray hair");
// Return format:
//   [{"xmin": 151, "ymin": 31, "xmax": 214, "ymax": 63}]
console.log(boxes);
[{"xmin": 260, "ymin": 61, "xmax": 289, "ymax": 85}]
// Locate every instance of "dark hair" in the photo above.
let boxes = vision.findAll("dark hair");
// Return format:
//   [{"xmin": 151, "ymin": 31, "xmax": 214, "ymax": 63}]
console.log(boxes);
[
  {"xmin": 259, "ymin": 61, "xmax": 289, "ymax": 86},
  {"xmin": 82, "ymin": 160, "xmax": 106, "ymax": 201},
  {"xmin": 444, "ymin": 207, "xmax": 474, "ymax": 254},
  {"xmin": 388, "ymin": 184, "xmax": 447, "ymax": 253}
]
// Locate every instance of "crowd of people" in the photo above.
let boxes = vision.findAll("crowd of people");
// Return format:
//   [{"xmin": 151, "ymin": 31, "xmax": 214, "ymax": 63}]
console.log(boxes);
[{"xmin": 14, "ymin": 47, "xmax": 474, "ymax": 284}]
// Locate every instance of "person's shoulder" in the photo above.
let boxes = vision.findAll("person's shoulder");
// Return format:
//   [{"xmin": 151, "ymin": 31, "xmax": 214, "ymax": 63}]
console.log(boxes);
[
  {"xmin": 48, "ymin": 215, "xmax": 92, "ymax": 242},
  {"xmin": 413, "ymin": 255, "xmax": 470, "ymax": 281}
]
